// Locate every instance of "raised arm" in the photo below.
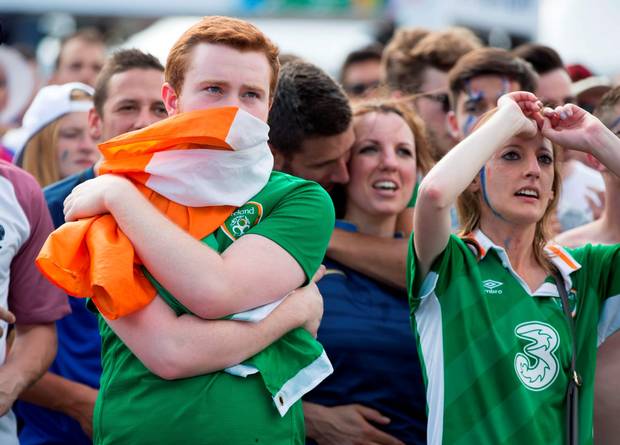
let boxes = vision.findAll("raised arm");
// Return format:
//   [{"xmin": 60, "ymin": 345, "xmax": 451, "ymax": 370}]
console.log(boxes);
[
  {"xmin": 105, "ymin": 278, "xmax": 324, "ymax": 380},
  {"xmin": 413, "ymin": 92, "xmax": 540, "ymax": 278},
  {"xmin": 542, "ymin": 104, "xmax": 620, "ymax": 177}
]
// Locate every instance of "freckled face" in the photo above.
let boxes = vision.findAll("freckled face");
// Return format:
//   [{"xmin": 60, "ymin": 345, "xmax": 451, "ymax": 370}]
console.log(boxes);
[
  {"xmin": 477, "ymin": 132, "xmax": 555, "ymax": 226},
  {"xmin": 167, "ymin": 43, "xmax": 272, "ymax": 122}
]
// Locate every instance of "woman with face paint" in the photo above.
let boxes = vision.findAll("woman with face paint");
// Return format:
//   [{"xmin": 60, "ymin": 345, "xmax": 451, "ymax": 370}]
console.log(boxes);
[
  {"xmin": 410, "ymin": 91, "xmax": 620, "ymax": 445},
  {"xmin": 10, "ymin": 82, "xmax": 99, "ymax": 187}
]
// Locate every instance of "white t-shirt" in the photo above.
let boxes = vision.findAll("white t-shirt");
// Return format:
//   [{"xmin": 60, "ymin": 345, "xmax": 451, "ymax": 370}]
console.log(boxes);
[{"xmin": 558, "ymin": 160, "xmax": 605, "ymax": 231}]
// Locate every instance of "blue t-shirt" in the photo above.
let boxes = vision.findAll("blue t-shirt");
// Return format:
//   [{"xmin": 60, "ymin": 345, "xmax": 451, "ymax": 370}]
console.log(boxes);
[
  {"xmin": 17, "ymin": 167, "xmax": 100, "ymax": 445},
  {"xmin": 306, "ymin": 221, "xmax": 427, "ymax": 444}
]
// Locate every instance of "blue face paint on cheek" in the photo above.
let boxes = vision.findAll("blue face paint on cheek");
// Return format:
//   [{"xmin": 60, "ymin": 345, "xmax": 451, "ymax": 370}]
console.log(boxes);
[
  {"xmin": 463, "ymin": 114, "xmax": 477, "ymax": 136},
  {"xmin": 59, "ymin": 149, "xmax": 70, "ymax": 162},
  {"xmin": 479, "ymin": 167, "xmax": 505, "ymax": 220}
]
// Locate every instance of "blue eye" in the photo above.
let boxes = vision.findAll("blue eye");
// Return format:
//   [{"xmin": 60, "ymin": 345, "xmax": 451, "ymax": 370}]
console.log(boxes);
[
  {"xmin": 243, "ymin": 91, "xmax": 260, "ymax": 99},
  {"xmin": 205, "ymin": 86, "xmax": 223, "ymax": 94},
  {"xmin": 538, "ymin": 154, "xmax": 553, "ymax": 165},
  {"xmin": 502, "ymin": 151, "xmax": 520, "ymax": 161}
]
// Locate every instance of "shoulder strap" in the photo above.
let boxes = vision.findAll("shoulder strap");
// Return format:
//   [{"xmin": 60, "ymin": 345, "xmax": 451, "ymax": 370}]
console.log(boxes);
[
  {"xmin": 552, "ymin": 271, "xmax": 578, "ymax": 380},
  {"xmin": 552, "ymin": 270, "xmax": 581, "ymax": 445}
]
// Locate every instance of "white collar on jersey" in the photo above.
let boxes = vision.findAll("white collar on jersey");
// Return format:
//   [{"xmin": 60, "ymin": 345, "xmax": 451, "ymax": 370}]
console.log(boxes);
[{"xmin": 467, "ymin": 229, "xmax": 582, "ymax": 296}]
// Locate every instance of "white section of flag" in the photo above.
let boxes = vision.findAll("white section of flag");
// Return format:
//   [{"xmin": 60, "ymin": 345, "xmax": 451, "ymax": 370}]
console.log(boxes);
[
  {"xmin": 225, "ymin": 107, "xmax": 271, "ymax": 150},
  {"xmin": 144, "ymin": 147, "xmax": 273, "ymax": 207}
]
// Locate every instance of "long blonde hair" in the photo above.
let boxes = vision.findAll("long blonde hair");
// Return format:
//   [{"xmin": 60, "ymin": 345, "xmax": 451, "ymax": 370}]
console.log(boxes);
[
  {"xmin": 456, "ymin": 109, "xmax": 562, "ymax": 270},
  {"xmin": 21, "ymin": 119, "xmax": 62, "ymax": 187}
]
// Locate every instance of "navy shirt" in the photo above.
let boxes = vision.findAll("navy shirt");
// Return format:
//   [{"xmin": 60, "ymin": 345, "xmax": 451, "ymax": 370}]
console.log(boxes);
[
  {"xmin": 17, "ymin": 167, "xmax": 100, "ymax": 445},
  {"xmin": 306, "ymin": 221, "xmax": 427, "ymax": 444}
]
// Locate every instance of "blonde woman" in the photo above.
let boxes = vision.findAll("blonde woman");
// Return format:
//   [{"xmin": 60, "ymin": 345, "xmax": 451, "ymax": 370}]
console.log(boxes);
[
  {"xmin": 411, "ymin": 91, "xmax": 620, "ymax": 444},
  {"xmin": 12, "ymin": 82, "xmax": 98, "ymax": 187}
]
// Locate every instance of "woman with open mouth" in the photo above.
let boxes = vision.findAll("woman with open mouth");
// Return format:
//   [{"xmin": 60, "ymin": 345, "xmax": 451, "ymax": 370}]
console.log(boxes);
[{"xmin": 410, "ymin": 90, "xmax": 620, "ymax": 445}]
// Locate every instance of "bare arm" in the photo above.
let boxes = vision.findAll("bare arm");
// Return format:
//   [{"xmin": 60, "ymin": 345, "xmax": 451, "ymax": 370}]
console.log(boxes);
[
  {"xmin": 105, "ymin": 281, "xmax": 323, "ymax": 380},
  {"xmin": 19, "ymin": 373, "xmax": 97, "ymax": 438},
  {"xmin": 64, "ymin": 180, "xmax": 305, "ymax": 319},
  {"xmin": 542, "ymin": 104, "xmax": 620, "ymax": 177},
  {"xmin": 0, "ymin": 323, "xmax": 57, "ymax": 415},
  {"xmin": 414, "ymin": 93, "xmax": 538, "ymax": 278},
  {"xmin": 327, "ymin": 230, "xmax": 409, "ymax": 289}
]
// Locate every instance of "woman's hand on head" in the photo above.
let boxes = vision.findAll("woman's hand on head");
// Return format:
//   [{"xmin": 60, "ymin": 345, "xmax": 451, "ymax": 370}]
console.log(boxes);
[
  {"xmin": 497, "ymin": 91, "xmax": 544, "ymax": 137},
  {"xmin": 541, "ymin": 104, "xmax": 602, "ymax": 152},
  {"xmin": 64, "ymin": 174, "xmax": 134, "ymax": 221}
]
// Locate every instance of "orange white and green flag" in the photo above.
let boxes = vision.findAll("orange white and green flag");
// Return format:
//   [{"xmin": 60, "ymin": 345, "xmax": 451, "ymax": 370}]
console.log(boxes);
[{"xmin": 36, "ymin": 107, "xmax": 273, "ymax": 319}]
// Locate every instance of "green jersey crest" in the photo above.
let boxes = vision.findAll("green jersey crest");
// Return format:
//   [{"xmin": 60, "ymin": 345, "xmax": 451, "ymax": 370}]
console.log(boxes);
[{"xmin": 221, "ymin": 201, "xmax": 263, "ymax": 240}]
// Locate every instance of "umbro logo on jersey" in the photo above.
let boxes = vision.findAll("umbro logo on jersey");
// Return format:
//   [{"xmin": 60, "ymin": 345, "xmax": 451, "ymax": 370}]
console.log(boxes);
[{"xmin": 482, "ymin": 279, "xmax": 503, "ymax": 294}]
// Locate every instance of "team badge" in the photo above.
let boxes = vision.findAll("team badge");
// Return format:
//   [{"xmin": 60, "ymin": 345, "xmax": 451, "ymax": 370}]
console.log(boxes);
[{"xmin": 221, "ymin": 201, "xmax": 263, "ymax": 241}]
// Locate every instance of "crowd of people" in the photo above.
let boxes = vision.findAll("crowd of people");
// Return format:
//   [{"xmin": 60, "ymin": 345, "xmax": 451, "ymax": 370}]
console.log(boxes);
[{"xmin": 0, "ymin": 14, "xmax": 619, "ymax": 445}]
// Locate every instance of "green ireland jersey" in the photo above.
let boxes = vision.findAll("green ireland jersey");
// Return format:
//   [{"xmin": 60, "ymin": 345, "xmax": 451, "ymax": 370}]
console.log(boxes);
[
  {"xmin": 408, "ymin": 229, "xmax": 620, "ymax": 445},
  {"xmin": 93, "ymin": 171, "xmax": 335, "ymax": 445}
]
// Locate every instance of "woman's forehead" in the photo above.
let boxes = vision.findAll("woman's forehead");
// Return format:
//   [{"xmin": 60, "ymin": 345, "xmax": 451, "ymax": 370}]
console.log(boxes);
[{"xmin": 505, "ymin": 132, "xmax": 553, "ymax": 150}]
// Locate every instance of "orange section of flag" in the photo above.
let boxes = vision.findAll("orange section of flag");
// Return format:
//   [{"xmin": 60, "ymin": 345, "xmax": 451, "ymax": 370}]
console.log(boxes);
[{"xmin": 36, "ymin": 109, "xmax": 240, "ymax": 319}]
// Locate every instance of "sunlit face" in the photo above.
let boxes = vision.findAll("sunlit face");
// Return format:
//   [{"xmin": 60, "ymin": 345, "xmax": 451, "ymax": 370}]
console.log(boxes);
[
  {"xmin": 55, "ymin": 39, "xmax": 105, "ymax": 87},
  {"xmin": 413, "ymin": 67, "xmax": 455, "ymax": 158},
  {"xmin": 280, "ymin": 125, "xmax": 355, "ymax": 192},
  {"xmin": 164, "ymin": 43, "xmax": 271, "ymax": 122},
  {"xmin": 96, "ymin": 68, "xmax": 167, "ymax": 141},
  {"xmin": 454, "ymin": 75, "xmax": 520, "ymax": 138},
  {"xmin": 476, "ymin": 132, "xmax": 555, "ymax": 227},
  {"xmin": 56, "ymin": 111, "xmax": 99, "ymax": 178},
  {"xmin": 537, "ymin": 68, "xmax": 573, "ymax": 108},
  {"xmin": 346, "ymin": 111, "xmax": 417, "ymax": 218}
]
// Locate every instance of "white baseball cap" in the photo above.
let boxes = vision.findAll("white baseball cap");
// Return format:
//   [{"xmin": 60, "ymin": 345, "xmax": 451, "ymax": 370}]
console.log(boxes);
[{"xmin": 5, "ymin": 82, "xmax": 94, "ymax": 162}]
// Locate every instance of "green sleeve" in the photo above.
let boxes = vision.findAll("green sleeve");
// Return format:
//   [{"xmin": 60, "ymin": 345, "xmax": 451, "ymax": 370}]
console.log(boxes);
[
  {"xmin": 407, "ymin": 181, "xmax": 419, "ymax": 208},
  {"xmin": 408, "ymin": 234, "xmax": 474, "ymax": 311},
  {"xmin": 571, "ymin": 243, "xmax": 620, "ymax": 303},
  {"xmin": 247, "ymin": 181, "xmax": 335, "ymax": 283}
]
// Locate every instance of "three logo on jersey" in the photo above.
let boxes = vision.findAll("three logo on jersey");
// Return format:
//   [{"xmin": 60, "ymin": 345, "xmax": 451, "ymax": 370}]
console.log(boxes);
[
  {"xmin": 514, "ymin": 322, "xmax": 560, "ymax": 391},
  {"xmin": 481, "ymin": 279, "xmax": 566, "ymax": 391}
]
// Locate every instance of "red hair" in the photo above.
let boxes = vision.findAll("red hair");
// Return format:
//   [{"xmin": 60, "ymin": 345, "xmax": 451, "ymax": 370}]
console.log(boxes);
[{"xmin": 165, "ymin": 16, "xmax": 280, "ymax": 98}]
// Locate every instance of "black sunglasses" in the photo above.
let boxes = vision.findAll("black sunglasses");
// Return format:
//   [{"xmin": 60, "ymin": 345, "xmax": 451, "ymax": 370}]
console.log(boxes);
[
  {"xmin": 344, "ymin": 80, "xmax": 381, "ymax": 97},
  {"xmin": 417, "ymin": 92, "xmax": 451, "ymax": 113}
]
